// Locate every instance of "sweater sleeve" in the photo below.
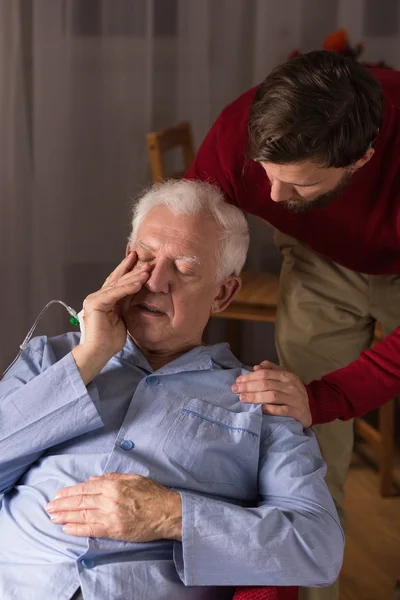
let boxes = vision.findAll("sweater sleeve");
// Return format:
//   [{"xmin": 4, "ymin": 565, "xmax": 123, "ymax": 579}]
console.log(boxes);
[{"xmin": 308, "ymin": 326, "xmax": 400, "ymax": 425}]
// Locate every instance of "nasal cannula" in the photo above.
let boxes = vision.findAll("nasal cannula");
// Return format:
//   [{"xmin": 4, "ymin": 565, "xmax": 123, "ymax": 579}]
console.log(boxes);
[{"xmin": 1, "ymin": 300, "xmax": 82, "ymax": 379}]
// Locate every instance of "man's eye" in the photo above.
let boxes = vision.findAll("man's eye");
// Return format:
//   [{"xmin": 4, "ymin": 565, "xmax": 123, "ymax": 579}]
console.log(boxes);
[
  {"xmin": 138, "ymin": 256, "xmax": 153, "ymax": 263},
  {"xmin": 176, "ymin": 265, "xmax": 195, "ymax": 277}
]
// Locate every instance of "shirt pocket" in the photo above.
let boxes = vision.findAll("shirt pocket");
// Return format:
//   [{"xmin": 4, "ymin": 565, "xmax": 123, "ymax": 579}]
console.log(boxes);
[{"xmin": 163, "ymin": 397, "xmax": 261, "ymax": 485}]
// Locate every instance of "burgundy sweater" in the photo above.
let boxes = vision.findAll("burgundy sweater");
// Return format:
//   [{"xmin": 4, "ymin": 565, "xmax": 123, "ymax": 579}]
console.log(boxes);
[
  {"xmin": 232, "ymin": 586, "xmax": 298, "ymax": 600},
  {"xmin": 185, "ymin": 67, "xmax": 400, "ymax": 426}
]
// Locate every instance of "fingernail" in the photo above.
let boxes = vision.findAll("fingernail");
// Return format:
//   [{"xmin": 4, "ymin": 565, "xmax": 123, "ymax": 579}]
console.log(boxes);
[
  {"xmin": 50, "ymin": 514, "xmax": 62, "ymax": 522},
  {"xmin": 240, "ymin": 394, "xmax": 247, "ymax": 402},
  {"xmin": 236, "ymin": 377, "xmax": 243, "ymax": 382},
  {"xmin": 63, "ymin": 525, "xmax": 73, "ymax": 533},
  {"xmin": 232, "ymin": 384, "xmax": 239, "ymax": 392},
  {"xmin": 46, "ymin": 503, "xmax": 54, "ymax": 513},
  {"xmin": 53, "ymin": 494, "xmax": 62, "ymax": 500}
]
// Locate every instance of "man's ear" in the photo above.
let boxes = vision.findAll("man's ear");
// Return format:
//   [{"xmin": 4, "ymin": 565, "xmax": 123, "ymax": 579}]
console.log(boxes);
[
  {"xmin": 125, "ymin": 241, "xmax": 132, "ymax": 257},
  {"xmin": 211, "ymin": 276, "xmax": 242, "ymax": 315},
  {"xmin": 349, "ymin": 147, "xmax": 375, "ymax": 173}
]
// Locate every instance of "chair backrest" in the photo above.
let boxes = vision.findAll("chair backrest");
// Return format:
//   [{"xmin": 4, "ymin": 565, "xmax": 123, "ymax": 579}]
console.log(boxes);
[{"xmin": 146, "ymin": 121, "xmax": 195, "ymax": 183}]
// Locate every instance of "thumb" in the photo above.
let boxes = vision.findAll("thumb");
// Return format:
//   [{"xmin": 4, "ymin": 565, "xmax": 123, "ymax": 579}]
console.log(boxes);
[
  {"xmin": 89, "ymin": 472, "xmax": 124, "ymax": 481},
  {"xmin": 103, "ymin": 472, "xmax": 126, "ymax": 479},
  {"xmin": 254, "ymin": 360, "xmax": 282, "ymax": 371}
]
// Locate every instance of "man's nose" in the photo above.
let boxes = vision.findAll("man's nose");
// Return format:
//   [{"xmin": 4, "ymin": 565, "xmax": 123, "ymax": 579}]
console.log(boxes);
[
  {"xmin": 145, "ymin": 261, "xmax": 170, "ymax": 294},
  {"xmin": 270, "ymin": 181, "xmax": 293, "ymax": 202}
]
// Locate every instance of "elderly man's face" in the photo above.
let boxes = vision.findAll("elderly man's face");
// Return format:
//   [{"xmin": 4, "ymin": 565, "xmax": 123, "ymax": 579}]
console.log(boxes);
[{"xmin": 121, "ymin": 206, "xmax": 240, "ymax": 354}]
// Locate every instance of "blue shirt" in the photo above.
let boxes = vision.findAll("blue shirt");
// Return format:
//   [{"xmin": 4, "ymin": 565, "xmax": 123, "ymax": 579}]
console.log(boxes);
[{"xmin": 0, "ymin": 333, "xmax": 344, "ymax": 600}]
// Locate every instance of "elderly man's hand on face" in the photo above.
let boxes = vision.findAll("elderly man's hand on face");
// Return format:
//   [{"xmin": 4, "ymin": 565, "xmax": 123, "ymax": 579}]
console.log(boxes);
[
  {"xmin": 72, "ymin": 252, "xmax": 151, "ymax": 384},
  {"xmin": 45, "ymin": 473, "xmax": 182, "ymax": 542},
  {"xmin": 232, "ymin": 360, "xmax": 312, "ymax": 428}
]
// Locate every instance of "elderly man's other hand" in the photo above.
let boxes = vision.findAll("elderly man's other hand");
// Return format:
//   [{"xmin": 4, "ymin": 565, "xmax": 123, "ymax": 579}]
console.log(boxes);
[
  {"xmin": 232, "ymin": 361, "xmax": 312, "ymax": 428},
  {"xmin": 46, "ymin": 473, "xmax": 182, "ymax": 542},
  {"xmin": 72, "ymin": 252, "xmax": 150, "ymax": 384}
]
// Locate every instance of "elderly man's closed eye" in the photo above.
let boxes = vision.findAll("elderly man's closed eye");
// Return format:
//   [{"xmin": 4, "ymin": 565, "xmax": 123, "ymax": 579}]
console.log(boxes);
[{"xmin": 0, "ymin": 180, "xmax": 343, "ymax": 600}]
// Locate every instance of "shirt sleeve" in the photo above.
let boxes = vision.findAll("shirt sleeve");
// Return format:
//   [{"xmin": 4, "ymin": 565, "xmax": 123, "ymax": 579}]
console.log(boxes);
[
  {"xmin": 0, "ymin": 338, "xmax": 103, "ymax": 494},
  {"xmin": 308, "ymin": 326, "xmax": 400, "ymax": 425},
  {"xmin": 173, "ymin": 418, "xmax": 344, "ymax": 587}
]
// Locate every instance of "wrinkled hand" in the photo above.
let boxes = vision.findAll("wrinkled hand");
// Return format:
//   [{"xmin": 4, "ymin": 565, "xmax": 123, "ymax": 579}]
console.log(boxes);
[
  {"xmin": 232, "ymin": 360, "xmax": 312, "ymax": 428},
  {"xmin": 72, "ymin": 252, "xmax": 150, "ymax": 384},
  {"xmin": 46, "ymin": 472, "xmax": 182, "ymax": 542},
  {"xmin": 81, "ymin": 251, "xmax": 150, "ymax": 357}
]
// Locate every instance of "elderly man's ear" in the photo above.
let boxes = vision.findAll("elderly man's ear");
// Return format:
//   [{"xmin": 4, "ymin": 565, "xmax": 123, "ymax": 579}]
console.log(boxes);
[{"xmin": 211, "ymin": 276, "xmax": 242, "ymax": 315}]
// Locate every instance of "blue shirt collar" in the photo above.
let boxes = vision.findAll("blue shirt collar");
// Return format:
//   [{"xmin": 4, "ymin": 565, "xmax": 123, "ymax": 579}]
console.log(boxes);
[{"xmin": 116, "ymin": 336, "xmax": 243, "ymax": 375}]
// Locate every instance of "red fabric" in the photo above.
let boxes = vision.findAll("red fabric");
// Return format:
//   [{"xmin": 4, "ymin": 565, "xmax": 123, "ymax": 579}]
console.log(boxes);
[
  {"xmin": 233, "ymin": 586, "xmax": 298, "ymax": 600},
  {"xmin": 185, "ymin": 67, "xmax": 400, "ymax": 427},
  {"xmin": 306, "ymin": 330, "xmax": 400, "ymax": 424}
]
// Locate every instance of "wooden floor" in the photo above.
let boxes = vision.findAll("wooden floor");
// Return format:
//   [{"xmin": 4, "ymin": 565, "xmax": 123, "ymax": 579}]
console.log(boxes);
[{"xmin": 340, "ymin": 451, "xmax": 400, "ymax": 600}]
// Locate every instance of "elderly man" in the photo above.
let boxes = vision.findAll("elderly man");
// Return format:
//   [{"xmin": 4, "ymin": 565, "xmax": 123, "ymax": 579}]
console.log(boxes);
[{"xmin": 0, "ymin": 180, "xmax": 343, "ymax": 600}]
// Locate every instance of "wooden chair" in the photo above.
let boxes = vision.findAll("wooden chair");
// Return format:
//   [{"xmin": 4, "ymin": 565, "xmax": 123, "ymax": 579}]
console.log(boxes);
[
  {"xmin": 146, "ymin": 121, "xmax": 195, "ymax": 183},
  {"xmin": 354, "ymin": 323, "xmax": 396, "ymax": 497},
  {"xmin": 211, "ymin": 271, "xmax": 279, "ymax": 359},
  {"xmin": 145, "ymin": 123, "xmax": 395, "ymax": 496}
]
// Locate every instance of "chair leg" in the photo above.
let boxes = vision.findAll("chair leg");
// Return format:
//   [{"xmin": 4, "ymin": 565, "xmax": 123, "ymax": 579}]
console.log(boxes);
[{"xmin": 378, "ymin": 399, "xmax": 395, "ymax": 497}]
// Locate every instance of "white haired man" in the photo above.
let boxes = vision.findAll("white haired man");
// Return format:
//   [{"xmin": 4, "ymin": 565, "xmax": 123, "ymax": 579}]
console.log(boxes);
[{"xmin": 0, "ymin": 180, "xmax": 343, "ymax": 600}]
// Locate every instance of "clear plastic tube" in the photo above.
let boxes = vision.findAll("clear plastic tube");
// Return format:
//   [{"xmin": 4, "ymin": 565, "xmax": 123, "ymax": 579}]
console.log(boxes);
[{"xmin": 1, "ymin": 300, "xmax": 78, "ymax": 379}]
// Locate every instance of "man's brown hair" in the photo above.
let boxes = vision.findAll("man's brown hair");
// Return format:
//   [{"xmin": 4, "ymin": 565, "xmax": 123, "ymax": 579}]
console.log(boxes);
[{"xmin": 248, "ymin": 50, "xmax": 384, "ymax": 168}]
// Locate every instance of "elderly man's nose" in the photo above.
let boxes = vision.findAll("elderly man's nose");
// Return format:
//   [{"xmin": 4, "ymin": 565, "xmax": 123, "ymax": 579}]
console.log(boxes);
[{"xmin": 145, "ymin": 263, "xmax": 169, "ymax": 293}]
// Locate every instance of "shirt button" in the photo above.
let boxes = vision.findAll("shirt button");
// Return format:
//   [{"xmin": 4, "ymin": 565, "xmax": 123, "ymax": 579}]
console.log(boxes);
[
  {"xmin": 120, "ymin": 439, "xmax": 135, "ymax": 451},
  {"xmin": 81, "ymin": 558, "xmax": 95, "ymax": 569},
  {"xmin": 146, "ymin": 376, "xmax": 159, "ymax": 385}
]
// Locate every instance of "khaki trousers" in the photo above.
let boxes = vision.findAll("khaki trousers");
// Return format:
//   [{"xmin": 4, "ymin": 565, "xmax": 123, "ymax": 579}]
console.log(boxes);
[{"xmin": 274, "ymin": 231, "xmax": 400, "ymax": 600}]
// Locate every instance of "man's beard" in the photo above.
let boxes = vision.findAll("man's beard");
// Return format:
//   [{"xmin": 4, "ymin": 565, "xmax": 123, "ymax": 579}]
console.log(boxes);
[{"xmin": 281, "ymin": 173, "xmax": 352, "ymax": 213}]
